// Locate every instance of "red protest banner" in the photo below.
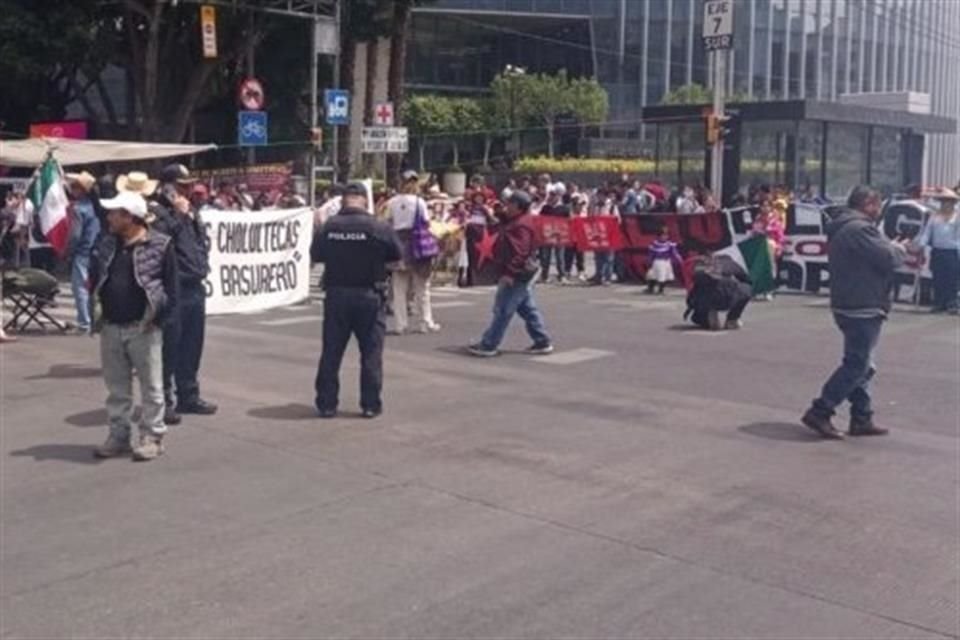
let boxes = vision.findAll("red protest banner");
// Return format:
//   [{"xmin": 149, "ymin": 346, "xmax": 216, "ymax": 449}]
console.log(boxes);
[
  {"xmin": 534, "ymin": 216, "xmax": 574, "ymax": 247},
  {"xmin": 572, "ymin": 216, "xmax": 625, "ymax": 252}
]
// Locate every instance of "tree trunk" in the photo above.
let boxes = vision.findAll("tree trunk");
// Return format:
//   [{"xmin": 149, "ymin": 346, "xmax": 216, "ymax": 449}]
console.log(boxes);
[
  {"xmin": 452, "ymin": 141, "xmax": 459, "ymax": 169},
  {"xmin": 337, "ymin": 37, "xmax": 357, "ymax": 179},
  {"xmin": 386, "ymin": 0, "xmax": 413, "ymax": 183},
  {"xmin": 140, "ymin": 1, "xmax": 164, "ymax": 140},
  {"xmin": 418, "ymin": 142, "xmax": 425, "ymax": 172},
  {"xmin": 546, "ymin": 123, "xmax": 555, "ymax": 158},
  {"xmin": 482, "ymin": 136, "xmax": 492, "ymax": 168}
]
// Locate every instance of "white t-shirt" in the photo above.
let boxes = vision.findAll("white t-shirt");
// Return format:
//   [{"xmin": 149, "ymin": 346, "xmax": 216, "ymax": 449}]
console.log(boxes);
[{"xmin": 385, "ymin": 194, "xmax": 427, "ymax": 231}]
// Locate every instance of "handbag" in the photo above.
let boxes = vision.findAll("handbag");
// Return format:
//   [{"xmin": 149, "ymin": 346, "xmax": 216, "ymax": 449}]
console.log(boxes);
[{"xmin": 409, "ymin": 200, "xmax": 440, "ymax": 261}]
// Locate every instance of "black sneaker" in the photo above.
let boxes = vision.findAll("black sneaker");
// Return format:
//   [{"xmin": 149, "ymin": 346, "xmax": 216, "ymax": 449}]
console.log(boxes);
[
  {"xmin": 361, "ymin": 408, "xmax": 382, "ymax": 419},
  {"xmin": 177, "ymin": 398, "xmax": 218, "ymax": 415},
  {"xmin": 525, "ymin": 343, "xmax": 555, "ymax": 355},
  {"xmin": 848, "ymin": 416, "xmax": 889, "ymax": 437},
  {"xmin": 467, "ymin": 343, "xmax": 499, "ymax": 358},
  {"xmin": 801, "ymin": 409, "xmax": 845, "ymax": 440},
  {"xmin": 163, "ymin": 405, "xmax": 182, "ymax": 426},
  {"xmin": 316, "ymin": 408, "xmax": 337, "ymax": 419}
]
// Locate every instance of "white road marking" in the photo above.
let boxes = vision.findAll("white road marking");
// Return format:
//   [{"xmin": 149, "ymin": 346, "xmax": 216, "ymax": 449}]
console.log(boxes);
[
  {"xmin": 532, "ymin": 348, "xmax": 614, "ymax": 365},
  {"xmin": 430, "ymin": 301, "xmax": 474, "ymax": 309},
  {"xmin": 258, "ymin": 315, "xmax": 323, "ymax": 326}
]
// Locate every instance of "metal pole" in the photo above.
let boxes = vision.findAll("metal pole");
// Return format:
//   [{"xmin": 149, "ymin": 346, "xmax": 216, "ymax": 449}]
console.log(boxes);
[
  {"xmin": 309, "ymin": 16, "xmax": 319, "ymax": 207},
  {"xmin": 331, "ymin": 0, "xmax": 341, "ymax": 184},
  {"xmin": 712, "ymin": 49, "xmax": 726, "ymax": 203},
  {"xmin": 247, "ymin": 10, "xmax": 256, "ymax": 166}
]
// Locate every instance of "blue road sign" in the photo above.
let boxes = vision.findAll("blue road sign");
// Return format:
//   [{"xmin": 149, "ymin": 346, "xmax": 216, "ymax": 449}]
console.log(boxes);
[
  {"xmin": 324, "ymin": 89, "xmax": 350, "ymax": 126},
  {"xmin": 238, "ymin": 111, "xmax": 268, "ymax": 146}
]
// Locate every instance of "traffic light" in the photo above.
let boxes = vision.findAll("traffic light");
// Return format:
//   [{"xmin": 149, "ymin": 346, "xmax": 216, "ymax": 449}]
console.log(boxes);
[
  {"xmin": 704, "ymin": 113, "xmax": 733, "ymax": 145},
  {"xmin": 310, "ymin": 127, "xmax": 323, "ymax": 149}
]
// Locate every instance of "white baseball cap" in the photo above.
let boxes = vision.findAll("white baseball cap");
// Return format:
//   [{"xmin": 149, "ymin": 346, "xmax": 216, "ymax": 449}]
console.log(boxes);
[{"xmin": 99, "ymin": 190, "xmax": 148, "ymax": 220}]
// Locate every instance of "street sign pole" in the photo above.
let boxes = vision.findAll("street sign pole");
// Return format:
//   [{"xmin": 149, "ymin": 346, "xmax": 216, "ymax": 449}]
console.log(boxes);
[
  {"xmin": 712, "ymin": 49, "xmax": 725, "ymax": 204},
  {"xmin": 309, "ymin": 15, "xmax": 319, "ymax": 207}
]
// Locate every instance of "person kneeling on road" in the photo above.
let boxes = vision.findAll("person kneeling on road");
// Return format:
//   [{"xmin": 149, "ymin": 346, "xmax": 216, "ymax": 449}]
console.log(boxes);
[
  {"xmin": 90, "ymin": 190, "xmax": 178, "ymax": 462},
  {"xmin": 468, "ymin": 191, "xmax": 554, "ymax": 357},
  {"xmin": 684, "ymin": 253, "xmax": 753, "ymax": 331}
]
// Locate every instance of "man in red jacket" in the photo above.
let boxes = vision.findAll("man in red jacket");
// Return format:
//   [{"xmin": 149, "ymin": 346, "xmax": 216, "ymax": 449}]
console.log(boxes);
[{"xmin": 468, "ymin": 191, "xmax": 554, "ymax": 357}]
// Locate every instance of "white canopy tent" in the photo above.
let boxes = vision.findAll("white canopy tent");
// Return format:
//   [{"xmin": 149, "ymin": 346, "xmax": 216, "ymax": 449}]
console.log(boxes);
[{"xmin": 0, "ymin": 138, "xmax": 216, "ymax": 168}]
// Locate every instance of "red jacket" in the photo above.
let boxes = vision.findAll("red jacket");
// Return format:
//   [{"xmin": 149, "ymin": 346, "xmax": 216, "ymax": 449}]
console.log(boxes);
[{"xmin": 495, "ymin": 213, "xmax": 540, "ymax": 280}]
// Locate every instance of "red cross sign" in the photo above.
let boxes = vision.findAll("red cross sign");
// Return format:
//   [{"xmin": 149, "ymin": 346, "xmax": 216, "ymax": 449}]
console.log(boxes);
[{"xmin": 374, "ymin": 102, "xmax": 394, "ymax": 126}]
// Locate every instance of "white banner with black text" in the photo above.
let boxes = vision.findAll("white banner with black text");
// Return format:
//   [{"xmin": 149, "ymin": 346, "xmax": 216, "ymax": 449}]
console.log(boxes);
[{"xmin": 203, "ymin": 207, "xmax": 313, "ymax": 315}]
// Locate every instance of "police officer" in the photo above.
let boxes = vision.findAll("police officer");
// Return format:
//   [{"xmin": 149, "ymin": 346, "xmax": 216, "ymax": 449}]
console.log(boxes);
[{"xmin": 311, "ymin": 183, "xmax": 402, "ymax": 419}]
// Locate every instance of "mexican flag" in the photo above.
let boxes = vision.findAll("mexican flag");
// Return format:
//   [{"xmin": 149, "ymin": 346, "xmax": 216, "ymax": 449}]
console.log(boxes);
[
  {"xmin": 714, "ymin": 233, "xmax": 777, "ymax": 294},
  {"xmin": 28, "ymin": 157, "xmax": 71, "ymax": 256}
]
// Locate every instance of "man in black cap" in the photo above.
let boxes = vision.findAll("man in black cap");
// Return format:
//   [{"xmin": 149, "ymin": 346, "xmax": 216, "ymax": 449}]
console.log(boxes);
[
  {"xmin": 149, "ymin": 163, "xmax": 217, "ymax": 423},
  {"xmin": 468, "ymin": 191, "xmax": 554, "ymax": 357},
  {"xmin": 311, "ymin": 182, "xmax": 403, "ymax": 418}
]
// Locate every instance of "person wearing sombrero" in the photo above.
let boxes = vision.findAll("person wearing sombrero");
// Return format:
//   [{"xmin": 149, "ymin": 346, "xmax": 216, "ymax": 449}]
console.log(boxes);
[
  {"xmin": 65, "ymin": 171, "xmax": 101, "ymax": 334},
  {"xmin": 911, "ymin": 187, "xmax": 960, "ymax": 314}
]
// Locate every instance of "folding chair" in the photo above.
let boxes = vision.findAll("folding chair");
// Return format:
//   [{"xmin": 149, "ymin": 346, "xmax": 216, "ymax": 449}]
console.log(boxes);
[{"xmin": 2, "ymin": 269, "xmax": 71, "ymax": 333}]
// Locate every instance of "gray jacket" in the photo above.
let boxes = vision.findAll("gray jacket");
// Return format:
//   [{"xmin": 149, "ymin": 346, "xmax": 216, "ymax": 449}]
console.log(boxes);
[{"xmin": 826, "ymin": 208, "xmax": 905, "ymax": 316}]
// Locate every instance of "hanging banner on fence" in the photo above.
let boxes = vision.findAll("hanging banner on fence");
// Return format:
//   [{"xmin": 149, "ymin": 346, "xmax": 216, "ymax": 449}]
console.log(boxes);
[
  {"xmin": 203, "ymin": 207, "xmax": 313, "ymax": 315},
  {"xmin": 534, "ymin": 216, "xmax": 572, "ymax": 247},
  {"xmin": 194, "ymin": 163, "xmax": 293, "ymax": 192},
  {"xmin": 572, "ymin": 216, "xmax": 624, "ymax": 252}
]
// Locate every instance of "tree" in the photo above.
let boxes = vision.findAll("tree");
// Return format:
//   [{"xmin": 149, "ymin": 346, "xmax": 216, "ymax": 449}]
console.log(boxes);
[
  {"xmin": 476, "ymin": 97, "xmax": 503, "ymax": 169},
  {"xmin": 0, "ymin": 0, "xmax": 112, "ymax": 135},
  {"xmin": 401, "ymin": 95, "xmax": 453, "ymax": 171},
  {"xmin": 493, "ymin": 70, "xmax": 610, "ymax": 158},
  {"xmin": 568, "ymin": 76, "xmax": 609, "ymax": 134},
  {"xmin": 448, "ymin": 97, "xmax": 484, "ymax": 170}
]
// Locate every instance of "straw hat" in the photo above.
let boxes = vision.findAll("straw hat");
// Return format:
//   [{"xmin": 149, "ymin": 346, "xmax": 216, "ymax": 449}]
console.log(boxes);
[
  {"xmin": 929, "ymin": 187, "xmax": 959, "ymax": 201},
  {"xmin": 116, "ymin": 171, "xmax": 158, "ymax": 197},
  {"xmin": 65, "ymin": 171, "xmax": 96, "ymax": 193}
]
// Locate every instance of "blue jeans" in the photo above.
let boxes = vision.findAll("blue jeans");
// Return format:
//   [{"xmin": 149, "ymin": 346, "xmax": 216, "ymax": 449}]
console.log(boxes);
[
  {"xmin": 70, "ymin": 255, "xmax": 91, "ymax": 330},
  {"xmin": 811, "ymin": 314, "xmax": 883, "ymax": 419},
  {"xmin": 480, "ymin": 279, "xmax": 551, "ymax": 351},
  {"xmin": 594, "ymin": 251, "xmax": 614, "ymax": 282}
]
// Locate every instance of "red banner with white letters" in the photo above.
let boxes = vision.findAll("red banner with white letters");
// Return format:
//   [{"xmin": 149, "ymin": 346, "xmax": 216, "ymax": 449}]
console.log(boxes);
[
  {"xmin": 532, "ymin": 216, "xmax": 573, "ymax": 247},
  {"xmin": 571, "ymin": 216, "xmax": 624, "ymax": 252}
]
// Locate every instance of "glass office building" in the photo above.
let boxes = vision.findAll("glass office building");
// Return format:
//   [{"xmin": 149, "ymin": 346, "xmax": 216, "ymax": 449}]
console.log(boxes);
[{"xmin": 409, "ymin": 0, "xmax": 960, "ymax": 187}]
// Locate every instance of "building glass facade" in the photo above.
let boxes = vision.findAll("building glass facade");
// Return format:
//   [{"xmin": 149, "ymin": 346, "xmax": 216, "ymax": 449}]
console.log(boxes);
[{"xmin": 410, "ymin": 0, "xmax": 960, "ymax": 184}]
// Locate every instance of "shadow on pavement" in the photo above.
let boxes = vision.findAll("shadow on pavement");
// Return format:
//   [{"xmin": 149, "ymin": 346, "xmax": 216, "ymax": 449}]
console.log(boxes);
[
  {"xmin": 65, "ymin": 408, "xmax": 108, "ymax": 427},
  {"xmin": 10, "ymin": 444, "xmax": 103, "ymax": 465},
  {"xmin": 667, "ymin": 324, "xmax": 705, "ymax": 332},
  {"xmin": 247, "ymin": 403, "xmax": 317, "ymax": 421},
  {"xmin": 24, "ymin": 364, "xmax": 102, "ymax": 380},
  {"xmin": 739, "ymin": 422, "xmax": 823, "ymax": 442}
]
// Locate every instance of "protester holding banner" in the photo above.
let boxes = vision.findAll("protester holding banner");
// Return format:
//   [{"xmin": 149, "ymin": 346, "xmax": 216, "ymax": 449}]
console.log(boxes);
[
  {"xmin": 468, "ymin": 191, "xmax": 553, "ymax": 358},
  {"xmin": 385, "ymin": 170, "xmax": 440, "ymax": 335},
  {"xmin": 311, "ymin": 182, "xmax": 402, "ymax": 419},
  {"xmin": 538, "ymin": 185, "xmax": 572, "ymax": 283}
]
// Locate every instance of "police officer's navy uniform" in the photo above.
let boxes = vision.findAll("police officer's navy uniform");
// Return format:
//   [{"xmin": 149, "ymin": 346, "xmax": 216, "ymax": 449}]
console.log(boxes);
[{"xmin": 311, "ymin": 196, "xmax": 402, "ymax": 417}]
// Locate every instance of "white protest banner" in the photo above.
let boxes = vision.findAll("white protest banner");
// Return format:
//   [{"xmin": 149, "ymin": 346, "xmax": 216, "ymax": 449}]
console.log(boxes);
[{"xmin": 203, "ymin": 207, "xmax": 313, "ymax": 315}]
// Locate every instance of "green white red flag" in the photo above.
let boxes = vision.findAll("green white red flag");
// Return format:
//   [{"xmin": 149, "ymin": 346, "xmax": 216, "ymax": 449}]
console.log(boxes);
[{"xmin": 28, "ymin": 157, "xmax": 71, "ymax": 256}]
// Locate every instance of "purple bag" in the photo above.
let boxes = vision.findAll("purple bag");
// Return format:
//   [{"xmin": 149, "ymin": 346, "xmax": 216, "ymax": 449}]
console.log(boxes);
[{"xmin": 409, "ymin": 201, "xmax": 440, "ymax": 261}]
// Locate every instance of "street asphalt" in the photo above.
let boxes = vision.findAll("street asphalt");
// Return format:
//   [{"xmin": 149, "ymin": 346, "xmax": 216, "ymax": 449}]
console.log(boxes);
[{"xmin": 1, "ymin": 280, "xmax": 958, "ymax": 639}]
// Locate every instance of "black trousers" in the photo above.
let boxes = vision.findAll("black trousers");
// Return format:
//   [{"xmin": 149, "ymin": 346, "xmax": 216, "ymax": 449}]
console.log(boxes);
[
  {"xmin": 930, "ymin": 248, "xmax": 959, "ymax": 310},
  {"xmin": 315, "ymin": 288, "xmax": 386, "ymax": 413},
  {"xmin": 163, "ymin": 281, "xmax": 207, "ymax": 406}
]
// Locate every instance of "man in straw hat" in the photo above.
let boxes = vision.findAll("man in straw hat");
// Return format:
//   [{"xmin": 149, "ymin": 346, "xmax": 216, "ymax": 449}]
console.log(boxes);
[
  {"xmin": 911, "ymin": 187, "xmax": 960, "ymax": 314},
  {"xmin": 89, "ymin": 187, "xmax": 178, "ymax": 461},
  {"xmin": 65, "ymin": 171, "xmax": 100, "ymax": 334}
]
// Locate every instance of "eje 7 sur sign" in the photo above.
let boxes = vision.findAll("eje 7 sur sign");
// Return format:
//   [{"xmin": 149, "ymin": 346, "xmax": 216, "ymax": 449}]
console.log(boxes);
[{"xmin": 703, "ymin": 0, "xmax": 734, "ymax": 51}]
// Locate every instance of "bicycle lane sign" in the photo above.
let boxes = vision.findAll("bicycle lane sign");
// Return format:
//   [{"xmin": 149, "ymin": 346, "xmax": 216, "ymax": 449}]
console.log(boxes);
[{"xmin": 238, "ymin": 111, "xmax": 268, "ymax": 146}]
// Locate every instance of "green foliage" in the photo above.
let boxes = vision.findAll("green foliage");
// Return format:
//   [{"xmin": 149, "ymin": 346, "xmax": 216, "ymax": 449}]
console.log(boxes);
[
  {"xmin": 490, "ymin": 69, "xmax": 609, "ymax": 157},
  {"xmin": 515, "ymin": 156, "xmax": 657, "ymax": 174},
  {"xmin": 662, "ymin": 83, "xmax": 714, "ymax": 105}
]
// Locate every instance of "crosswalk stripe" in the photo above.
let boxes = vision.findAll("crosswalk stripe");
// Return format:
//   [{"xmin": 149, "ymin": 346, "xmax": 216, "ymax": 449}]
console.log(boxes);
[
  {"xmin": 430, "ymin": 301, "xmax": 474, "ymax": 309},
  {"xmin": 532, "ymin": 348, "xmax": 614, "ymax": 365}
]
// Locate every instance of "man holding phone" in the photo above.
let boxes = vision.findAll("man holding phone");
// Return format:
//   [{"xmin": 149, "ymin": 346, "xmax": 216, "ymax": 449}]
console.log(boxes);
[{"xmin": 802, "ymin": 185, "xmax": 908, "ymax": 439}]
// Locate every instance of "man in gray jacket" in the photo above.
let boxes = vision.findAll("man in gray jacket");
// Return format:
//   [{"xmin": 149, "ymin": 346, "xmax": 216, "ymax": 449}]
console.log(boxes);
[{"xmin": 802, "ymin": 185, "xmax": 907, "ymax": 439}]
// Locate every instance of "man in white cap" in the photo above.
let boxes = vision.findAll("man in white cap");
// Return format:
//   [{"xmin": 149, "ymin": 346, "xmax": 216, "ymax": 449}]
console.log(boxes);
[{"xmin": 89, "ymin": 188, "xmax": 178, "ymax": 461}]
